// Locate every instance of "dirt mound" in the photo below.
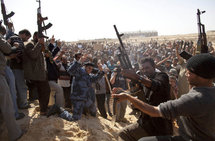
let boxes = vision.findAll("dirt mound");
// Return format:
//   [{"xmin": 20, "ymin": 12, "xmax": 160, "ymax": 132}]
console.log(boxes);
[{"xmin": 0, "ymin": 101, "xmax": 137, "ymax": 141}]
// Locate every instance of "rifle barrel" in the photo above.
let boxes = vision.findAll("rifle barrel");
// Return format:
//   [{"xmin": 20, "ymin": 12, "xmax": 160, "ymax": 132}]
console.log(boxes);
[{"xmin": 113, "ymin": 25, "xmax": 132, "ymax": 69}]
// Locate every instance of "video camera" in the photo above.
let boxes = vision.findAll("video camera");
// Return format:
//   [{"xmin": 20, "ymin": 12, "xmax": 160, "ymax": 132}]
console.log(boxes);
[{"xmin": 179, "ymin": 51, "xmax": 192, "ymax": 60}]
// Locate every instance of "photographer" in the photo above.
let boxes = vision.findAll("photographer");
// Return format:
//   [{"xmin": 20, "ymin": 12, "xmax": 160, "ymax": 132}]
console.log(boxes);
[{"xmin": 110, "ymin": 65, "xmax": 128, "ymax": 122}]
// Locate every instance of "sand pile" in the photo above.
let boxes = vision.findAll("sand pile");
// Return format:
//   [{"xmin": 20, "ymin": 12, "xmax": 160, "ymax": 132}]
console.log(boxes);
[{"xmin": 0, "ymin": 100, "xmax": 137, "ymax": 141}]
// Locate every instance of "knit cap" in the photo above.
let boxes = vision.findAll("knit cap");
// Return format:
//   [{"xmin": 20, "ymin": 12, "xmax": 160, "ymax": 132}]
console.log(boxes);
[{"xmin": 186, "ymin": 53, "xmax": 215, "ymax": 79}]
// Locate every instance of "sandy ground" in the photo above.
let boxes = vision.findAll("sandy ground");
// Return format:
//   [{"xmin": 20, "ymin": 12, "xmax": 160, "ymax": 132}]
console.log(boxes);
[{"xmin": 0, "ymin": 100, "xmax": 138, "ymax": 141}]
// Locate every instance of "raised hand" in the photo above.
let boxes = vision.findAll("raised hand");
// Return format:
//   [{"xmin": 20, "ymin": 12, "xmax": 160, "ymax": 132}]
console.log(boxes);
[
  {"xmin": 112, "ymin": 93, "xmax": 129, "ymax": 102},
  {"xmin": 50, "ymin": 35, "xmax": 55, "ymax": 44},
  {"xmin": 97, "ymin": 62, "xmax": 103, "ymax": 71},
  {"xmin": 111, "ymin": 87, "xmax": 123, "ymax": 94},
  {"xmin": 13, "ymin": 42, "xmax": 19, "ymax": 48}
]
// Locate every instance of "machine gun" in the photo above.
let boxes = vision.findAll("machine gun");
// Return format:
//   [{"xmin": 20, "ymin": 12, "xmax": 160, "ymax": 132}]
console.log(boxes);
[
  {"xmin": 36, "ymin": 0, "xmax": 53, "ymax": 63},
  {"xmin": 113, "ymin": 25, "xmax": 142, "ymax": 88},
  {"xmin": 113, "ymin": 25, "xmax": 132, "ymax": 69},
  {"xmin": 1, "ymin": 0, "xmax": 15, "ymax": 30},
  {"xmin": 196, "ymin": 9, "xmax": 208, "ymax": 54},
  {"xmin": 36, "ymin": 0, "xmax": 52, "ymax": 38}
]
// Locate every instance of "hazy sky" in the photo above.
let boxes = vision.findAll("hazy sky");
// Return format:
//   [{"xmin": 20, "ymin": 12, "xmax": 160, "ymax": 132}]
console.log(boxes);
[{"xmin": 1, "ymin": 0, "xmax": 215, "ymax": 41}]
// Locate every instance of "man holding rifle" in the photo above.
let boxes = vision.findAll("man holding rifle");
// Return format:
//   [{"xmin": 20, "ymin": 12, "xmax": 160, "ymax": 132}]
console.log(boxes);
[
  {"xmin": 23, "ymin": 32, "xmax": 51, "ymax": 115},
  {"xmin": 113, "ymin": 25, "xmax": 172, "ymax": 140},
  {"xmin": 114, "ymin": 57, "xmax": 173, "ymax": 141},
  {"xmin": 113, "ymin": 54, "xmax": 215, "ymax": 141}
]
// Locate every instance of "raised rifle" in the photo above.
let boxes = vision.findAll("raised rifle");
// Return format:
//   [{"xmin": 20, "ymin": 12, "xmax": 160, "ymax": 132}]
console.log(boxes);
[
  {"xmin": 196, "ymin": 9, "xmax": 208, "ymax": 54},
  {"xmin": 113, "ymin": 25, "xmax": 132, "ymax": 69},
  {"xmin": 1, "ymin": 0, "xmax": 15, "ymax": 30},
  {"xmin": 36, "ymin": 0, "xmax": 53, "ymax": 63},
  {"xmin": 36, "ymin": 0, "xmax": 52, "ymax": 38},
  {"xmin": 112, "ymin": 25, "xmax": 133, "ymax": 123}
]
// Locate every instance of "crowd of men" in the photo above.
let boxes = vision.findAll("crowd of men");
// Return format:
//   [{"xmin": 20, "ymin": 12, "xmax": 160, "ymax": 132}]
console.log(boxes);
[{"xmin": 0, "ymin": 20, "xmax": 215, "ymax": 141}]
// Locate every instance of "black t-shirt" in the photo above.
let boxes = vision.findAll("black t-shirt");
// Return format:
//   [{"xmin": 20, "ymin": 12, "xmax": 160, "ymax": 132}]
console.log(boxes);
[{"xmin": 138, "ymin": 72, "xmax": 173, "ymax": 136}]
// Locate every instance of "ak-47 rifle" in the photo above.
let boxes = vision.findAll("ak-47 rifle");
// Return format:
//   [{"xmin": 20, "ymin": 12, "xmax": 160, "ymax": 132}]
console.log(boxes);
[
  {"xmin": 113, "ymin": 25, "xmax": 142, "ymax": 89},
  {"xmin": 36, "ymin": 0, "xmax": 53, "ymax": 63},
  {"xmin": 1, "ymin": 0, "xmax": 15, "ymax": 30},
  {"xmin": 196, "ymin": 9, "xmax": 208, "ymax": 54},
  {"xmin": 36, "ymin": 0, "xmax": 52, "ymax": 38},
  {"xmin": 112, "ymin": 25, "xmax": 134, "ymax": 123},
  {"xmin": 113, "ymin": 25, "xmax": 132, "ymax": 69}
]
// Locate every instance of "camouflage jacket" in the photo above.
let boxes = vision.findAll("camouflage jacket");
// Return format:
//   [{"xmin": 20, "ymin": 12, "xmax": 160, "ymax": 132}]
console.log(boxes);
[{"xmin": 67, "ymin": 61, "xmax": 104, "ymax": 101}]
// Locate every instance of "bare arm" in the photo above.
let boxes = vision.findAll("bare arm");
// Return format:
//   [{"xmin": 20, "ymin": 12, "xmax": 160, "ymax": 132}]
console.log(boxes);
[
  {"xmin": 54, "ymin": 51, "xmax": 65, "ymax": 61},
  {"xmin": 156, "ymin": 55, "xmax": 170, "ymax": 67},
  {"xmin": 121, "ymin": 69, "xmax": 152, "ymax": 88},
  {"xmin": 113, "ymin": 93, "xmax": 161, "ymax": 117},
  {"xmin": 175, "ymin": 44, "xmax": 183, "ymax": 61},
  {"xmin": 110, "ymin": 72, "xmax": 117, "ymax": 85}
]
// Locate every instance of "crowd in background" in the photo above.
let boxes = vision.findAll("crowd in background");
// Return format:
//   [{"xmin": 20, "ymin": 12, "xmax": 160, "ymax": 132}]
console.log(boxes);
[{"xmin": 0, "ymin": 21, "xmax": 215, "ymax": 140}]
